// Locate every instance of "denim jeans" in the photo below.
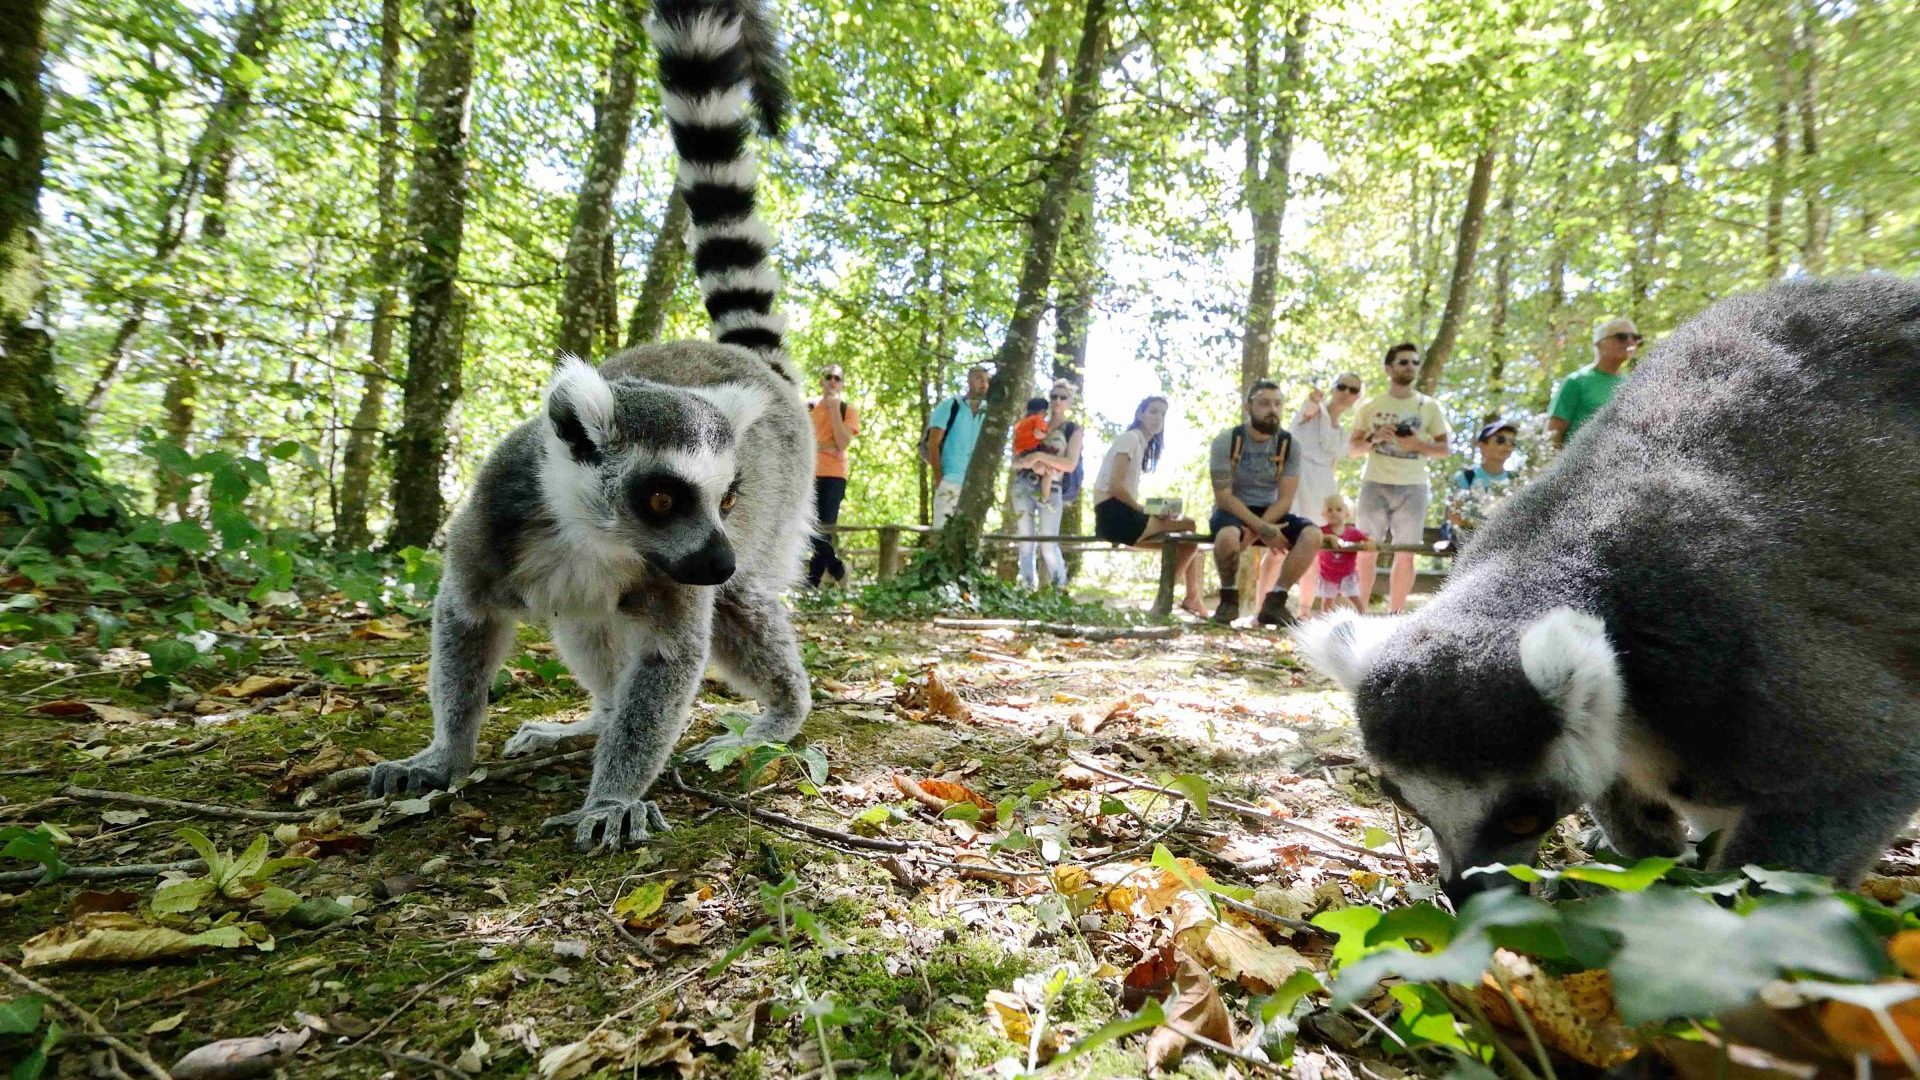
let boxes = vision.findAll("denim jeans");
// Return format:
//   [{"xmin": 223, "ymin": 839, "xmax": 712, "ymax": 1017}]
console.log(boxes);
[{"xmin": 1012, "ymin": 475, "xmax": 1066, "ymax": 588}]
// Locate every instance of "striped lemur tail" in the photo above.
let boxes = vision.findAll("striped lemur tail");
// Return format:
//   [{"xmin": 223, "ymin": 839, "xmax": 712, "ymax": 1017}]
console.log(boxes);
[{"xmin": 648, "ymin": 0, "xmax": 795, "ymax": 385}]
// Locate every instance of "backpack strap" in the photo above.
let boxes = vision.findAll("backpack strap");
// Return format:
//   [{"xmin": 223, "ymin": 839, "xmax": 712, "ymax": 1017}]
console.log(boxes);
[
  {"xmin": 1229, "ymin": 425, "xmax": 1245, "ymax": 468},
  {"xmin": 945, "ymin": 398, "xmax": 963, "ymax": 429}
]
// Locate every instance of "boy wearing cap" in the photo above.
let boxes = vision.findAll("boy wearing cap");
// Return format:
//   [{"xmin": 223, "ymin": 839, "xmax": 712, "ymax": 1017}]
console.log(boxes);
[
  {"xmin": 808, "ymin": 365, "xmax": 860, "ymax": 587},
  {"xmin": 1549, "ymin": 317, "xmax": 1641, "ymax": 448},
  {"xmin": 1444, "ymin": 419, "xmax": 1517, "ymax": 548}
]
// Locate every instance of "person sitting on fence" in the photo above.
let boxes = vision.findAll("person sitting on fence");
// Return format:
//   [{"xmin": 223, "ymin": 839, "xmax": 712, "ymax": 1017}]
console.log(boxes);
[
  {"xmin": 1091, "ymin": 395, "xmax": 1206, "ymax": 617},
  {"xmin": 1208, "ymin": 378, "xmax": 1324, "ymax": 628},
  {"xmin": 1301, "ymin": 493, "xmax": 1373, "ymax": 617},
  {"xmin": 1011, "ymin": 380, "xmax": 1083, "ymax": 590}
]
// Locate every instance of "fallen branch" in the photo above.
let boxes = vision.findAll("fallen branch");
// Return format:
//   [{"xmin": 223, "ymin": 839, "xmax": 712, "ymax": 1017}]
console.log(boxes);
[
  {"xmin": 297, "ymin": 747, "xmax": 594, "ymax": 806},
  {"xmin": 666, "ymin": 770, "xmax": 928, "ymax": 854},
  {"xmin": 0, "ymin": 960, "xmax": 174, "ymax": 1080},
  {"xmin": 1161, "ymin": 1018, "xmax": 1289, "ymax": 1076},
  {"xmin": 1065, "ymin": 753, "xmax": 1402, "ymax": 869},
  {"xmin": 0, "ymin": 858, "xmax": 205, "ymax": 888},
  {"xmin": 62, "ymin": 785, "xmax": 385, "ymax": 823},
  {"xmin": 931, "ymin": 618, "xmax": 1182, "ymax": 641},
  {"xmin": 0, "ymin": 736, "xmax": 221, "ymax": 779}
]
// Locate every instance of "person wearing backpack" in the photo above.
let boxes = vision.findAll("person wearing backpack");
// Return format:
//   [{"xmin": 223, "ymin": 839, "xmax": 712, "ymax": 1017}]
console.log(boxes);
[
  {"xmin": 923, "ymin": 364, "xmax": 991, "ymax": 528},
  {"xmin": 1207, "ymin": 379, "xmax": 1323, "ymax": 628},
  {"xmin": 1010, "ymin": 379, "xmax": 1084, "ymax": 589},
  {"xmin": 807, "ymin": 365, "xmax": 860, "ymax": 587}
]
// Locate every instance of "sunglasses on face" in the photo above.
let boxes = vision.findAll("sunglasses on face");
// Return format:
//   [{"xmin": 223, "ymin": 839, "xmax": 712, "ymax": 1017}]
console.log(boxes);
[
  {"xmin": 1609, "ymin": 333, "xmax": 1643, "ymax": 344},
  {"xmin": 1334, "ymin": 383, "xmax": 1360, "ymax": 393},
  {"xmin": 1488, "ymin": 434, "xmax": 1514, "ymax": 445},
  {"xmin": 1390, "ymin": 358, "xmax": 1418, "ymax": 367},
  {"xmin": 1050, "ymin": 392, "xmax": 1072, "ymax": 401},
  {"xmin": 824, "ymin": 374, "xmax": 843, "ymax": 382}
]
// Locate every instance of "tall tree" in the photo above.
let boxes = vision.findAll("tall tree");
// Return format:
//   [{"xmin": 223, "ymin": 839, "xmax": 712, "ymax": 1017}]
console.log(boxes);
[
  {"xmin": 1764, "ymin": 27, "xmax": 1793, "ymax": 280},
  {"xmin": 625, "ymin": 189, "xmax": 689, "ymax": 347},
  {"xmin": 935, "ymin": 0, "xmax": 1109, "ymax": 572},
  {"xmin": 1797, "ymin": 4, "xmax": 1827, "ymax": 274},
  {"xmin": 1237, "ymin": 0, "xmax": 1308, "ymax": 390},
  {"xmin": 556, "ymin": 15, "xmax": 643, "ymax": 360},
  {"xmin": 1484, "ymin": 145, "xmax": 1517, "ymax": 407},
  {"xmin": 387, "ymin": 0, "xmax": 477, "ymax": 550},
  {"xmin": 1630, "ymin": 112, "xmax": 1684, "ymax": 316},
  {"xmin": 82, "ymin": 0, "xmax": 281, "ymax": 418},
  {"xmin": 1416, "ymin": 143, "xmax": 1495, "ymax": 395},
  {"xmin": 336, "ymin": 0, "xmax": 407, "ymax": 550},
  {"xmin": 1, "ymin": 0, "xmax": 61, "ymax": 459}
]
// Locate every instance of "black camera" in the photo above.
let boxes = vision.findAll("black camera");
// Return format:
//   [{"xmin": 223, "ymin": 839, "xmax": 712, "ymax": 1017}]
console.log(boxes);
[{"xmin": 1393, "ymin": 419, "xmax": 1418, "ymax": 438}]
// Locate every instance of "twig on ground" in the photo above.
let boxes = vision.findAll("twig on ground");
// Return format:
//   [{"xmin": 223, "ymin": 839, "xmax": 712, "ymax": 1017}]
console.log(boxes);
[
  {"xmin": 1, "ymin": 736, "xmax": 222, "ymax": 779},
  {"xmin": 18, "ymin": 668, "xmax": 132, "ymax": 698},
  {"xmin": 931, "ymin": 618, "xmax": 1182, "ymax": 641},
  {"xmin": 61, "ymin": 785, "xmax": 384, "ymax": 822},
  {"xmin": 0, "ymin": 858, "xmax": 205, "ymax": 888},
  {"xmin": 117, "ymin": 975, "xmax": 227, "ymax": 1015},
  {"xmin": 1066, "ymin": 753, "xmax": 1403, "ymax": 870},
  {"xmin": 1215, "ymin": 893, "xmax": 1316, "ymax": 935},
  {"xmin": 345, "ymin": 963, "xmax": 476, "ymax": 1051},
  {"xmin": 298, "ymin": 746, "xmax": 594, "ymax": 804},
  {"xmin": 369, "ymin": 1046, "xmax": 465, "ymax": 1077},
  {"xmin": 0, "ymin": 960, "xmax": 174, "ymax": 1080},
  {"xmin": 666, "ymin": 770, "xmax": 927, "ymax": 854},
  {"xmin": 1160, "ymin": 1019, "xmax": 1287, "ymax": 1075}
]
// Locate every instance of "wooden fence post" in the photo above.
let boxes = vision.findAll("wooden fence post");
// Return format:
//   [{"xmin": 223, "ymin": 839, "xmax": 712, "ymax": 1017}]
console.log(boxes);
[
  {"xmin": 1151, "ymin": 539, "xmax": 1178, "ymax": 619},
  {"xmin": 878, "ymin": 527, "xmax": 901, "ymax": 582}
]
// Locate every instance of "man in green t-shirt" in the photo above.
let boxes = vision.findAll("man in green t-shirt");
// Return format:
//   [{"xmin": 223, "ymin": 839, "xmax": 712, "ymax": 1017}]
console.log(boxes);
[{"xmin": 1548, "ymin": 317, "xmax": 1641, "ymax": 448}]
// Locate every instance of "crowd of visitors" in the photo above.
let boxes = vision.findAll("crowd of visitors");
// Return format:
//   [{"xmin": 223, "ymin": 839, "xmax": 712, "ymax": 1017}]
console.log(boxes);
[{"xmin": 802, "ymin": 315, "xmax": 1643, "ymax": 622}]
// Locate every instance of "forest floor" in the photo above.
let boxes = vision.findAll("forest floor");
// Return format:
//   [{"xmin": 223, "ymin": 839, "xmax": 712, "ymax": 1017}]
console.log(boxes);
[{"xmin": 0, "ymin": 595, "xmax": 1557, "ymax": 1078}]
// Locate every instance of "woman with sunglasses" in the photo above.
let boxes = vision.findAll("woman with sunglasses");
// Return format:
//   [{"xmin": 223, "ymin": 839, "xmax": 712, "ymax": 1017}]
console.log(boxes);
[{"xmin": 1278, "ymin": 373, "xmax": 1363, "ymax": 604}]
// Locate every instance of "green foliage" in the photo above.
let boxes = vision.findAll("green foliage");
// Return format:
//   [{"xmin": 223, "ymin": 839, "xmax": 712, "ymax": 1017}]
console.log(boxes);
[
  {"xmin": 707, "ymin": 873, "xmax": 841, "ymax": 977},
  {"xmin": 851, "ymin": 553, "xmax": 1141, "ymax": 625},
  {"xmin": 688, "ymin": 714, "xmax": 831, "ymax": 796},
  {"xmin": 0, "ymin": 995, "xmax": 60, "ymax": 1080},
  {"xmin": 0, "ymin": 825, "xmax": 70, "ymax": 885}
]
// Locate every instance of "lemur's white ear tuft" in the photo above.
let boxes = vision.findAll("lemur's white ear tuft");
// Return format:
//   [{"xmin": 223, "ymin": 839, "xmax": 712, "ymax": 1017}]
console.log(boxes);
[
  {"xmin": 688, "ymin": 381, "xmax": 771, "ymax": 437},
  {"xmin": 1519, "ymin": 607, "xmax": 1622, "ymax": 733},
  {"xmin": 1291, "ymin": 610, "xmax": 1400, "ymax": 693},
  {"xmin": 547, "ymin": 356, "xmax": 616, "ymax": 463}
]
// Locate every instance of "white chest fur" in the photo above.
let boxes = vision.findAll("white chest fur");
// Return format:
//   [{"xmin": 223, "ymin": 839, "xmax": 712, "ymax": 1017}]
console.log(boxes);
[{"xmin": 510, "ymin": 522, "xmax": 647, "ymax": 621}]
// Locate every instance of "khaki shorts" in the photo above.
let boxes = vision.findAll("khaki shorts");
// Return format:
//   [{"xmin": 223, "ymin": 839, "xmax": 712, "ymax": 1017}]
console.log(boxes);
[{"xmin": 1357, "ymin": 481, "xmax": 1430, "ymax": 545}]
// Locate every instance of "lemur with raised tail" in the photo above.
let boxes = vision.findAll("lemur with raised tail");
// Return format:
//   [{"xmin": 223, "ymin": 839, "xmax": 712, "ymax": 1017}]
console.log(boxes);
[
  {"xmin": 369, "ymin": 0, "xmax": 814, "ymax": 851},
  {"xmin": 1294, "ymin": 276, "xmax": 1920, "ymax": 902}
]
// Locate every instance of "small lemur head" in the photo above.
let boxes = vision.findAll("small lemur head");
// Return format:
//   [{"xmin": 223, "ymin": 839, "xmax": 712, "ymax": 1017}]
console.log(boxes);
[
  {"xmin": 1293, "ymin": 606, "xmax": 1624, "ymax": 905},
  {"xmin": 542, "ymin": 356, "xmax": 770, "ymax": 586}
]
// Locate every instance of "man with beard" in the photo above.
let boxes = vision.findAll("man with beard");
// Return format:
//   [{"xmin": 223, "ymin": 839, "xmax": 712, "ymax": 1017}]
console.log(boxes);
[
  {"xmin": 1208, "ymin": 379, "xmax": 1324, "ymax": 627},
  {"xmin": 1349, "ymin": 342, "xmax": 1451, "ymax": 613}
]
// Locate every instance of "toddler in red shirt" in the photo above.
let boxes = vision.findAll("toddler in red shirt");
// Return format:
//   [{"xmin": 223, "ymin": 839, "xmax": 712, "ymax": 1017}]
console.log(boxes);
[{"xmin": 1308, "ymin": 493, "xmax": 1374, "ymax": 614}]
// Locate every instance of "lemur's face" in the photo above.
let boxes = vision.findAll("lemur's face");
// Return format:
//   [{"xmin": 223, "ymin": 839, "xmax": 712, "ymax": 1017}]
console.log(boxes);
[
  {"xmin": 542, "ymin": 358, "xmax": 768, "ymax": 586},
  {"xmin": 1294, "ymin": 607, "xmax": 1625, "ymax": 905}
]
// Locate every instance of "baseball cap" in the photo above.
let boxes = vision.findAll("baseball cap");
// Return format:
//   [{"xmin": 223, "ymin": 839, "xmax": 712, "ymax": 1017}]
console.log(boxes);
[
  {"xmin": 1476, "ymin": 418, "xmax": 1518, "ymax": 443},
  {"xmin": 1593, "ymin": 317, "xmax": 1639, "ymax": 344},
  {"xmin": 820, "ymin": 364, "xmax": 844, "ymax": 378}
]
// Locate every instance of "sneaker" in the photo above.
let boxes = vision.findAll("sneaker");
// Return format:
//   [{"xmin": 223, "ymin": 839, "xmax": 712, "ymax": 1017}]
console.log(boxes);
[
  {"xmin": 1210, "ymin": 588, "xmax": 1240, "ymax": 625},
  {"xmin": 1255, "ymin": 590, "xmax": 1297, "ymax": 628}
]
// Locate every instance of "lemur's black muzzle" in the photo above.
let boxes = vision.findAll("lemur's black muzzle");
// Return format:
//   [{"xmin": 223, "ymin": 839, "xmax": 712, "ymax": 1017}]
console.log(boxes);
[
  {"xmin": 662, "ymin": 531, "xmax": 735, "ymax": 586},
  {"xmin": 1442, "ymin": 869, "xmax": 1516, "ymax": 909}
]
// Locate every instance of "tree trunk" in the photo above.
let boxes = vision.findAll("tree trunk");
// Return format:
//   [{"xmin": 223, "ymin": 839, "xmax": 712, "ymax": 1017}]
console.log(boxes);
[
  {"xmin": 0, "ymin": 0, "xmax": 65, "ymax": 486},
  {"xmin": 599, "ymin": 231, "xmax": 621, "ymax": 357},
  {"xmin": 1237, "ymin": 1, "xmax": 1307, "ymax": 391},
  {"xmin": 1052, "ymin": 175, "xmax": 1096, "ymax": 569},
  {"xmin": 1485, "ymin": 146, "xmax": 1516, "ymax": 407},
  {"xmin": 1630, "ymin": 112, "xmax": 1684, "ymax": 317},
  {"xmin": 1764, "ymin": 33, "xmax": 1791, "ymax": 280},
  {"xmin": 1417, "ymin": 144, "xmax": 1496, "ymax": 395},
  {"xmin": 1797, "ymin": 4, "xmax": 1826, "ymax": 274},
  {"xmin": 935, "ymin": 0, "xmax": 1109, "ymax": 573},
  {"xmin": 82, "ymin": 0, "xmax": 280, "ymax": 418},
  {"xmin": 624, "ymin": 187, "xmax": 689, "ymax": 347},
  {"xmin": 387, "ymin": 0, "xmax": 477, "ymax": 551},
  {"xmin": 556, "ymin": 20, "xmax": 642, "ymax": 361},
  {"xmin": 336, "ymin": 0, "xmax": 405, "ymax": 550}
]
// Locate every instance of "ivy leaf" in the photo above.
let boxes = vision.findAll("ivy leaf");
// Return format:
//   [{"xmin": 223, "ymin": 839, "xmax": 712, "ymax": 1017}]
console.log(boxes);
[
  {"xmin": 162, "ymin": 520, "xmax": 210, "ymax": 553},
  {"xmin": 1163, "ymin": 773, "xmax": 1210, "ymax": 817},
  {"xmin": 1464, "ymin": 856, "xmax": 1676, "ymax": 892},
  {"xmin": 144, "ymin": 638, "xmax": 198, "ymax": 676}
]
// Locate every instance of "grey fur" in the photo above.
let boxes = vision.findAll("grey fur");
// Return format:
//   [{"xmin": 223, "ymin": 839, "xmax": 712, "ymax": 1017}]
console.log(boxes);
[{"xmin": 1296, "ymin": 276, "xmax": 1920, "ymax": 898}]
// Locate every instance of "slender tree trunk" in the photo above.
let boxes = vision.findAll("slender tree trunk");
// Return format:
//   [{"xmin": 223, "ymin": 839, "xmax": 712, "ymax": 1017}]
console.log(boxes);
[
  {"xmin": 1797, "ymin": 4, "xmax": 1826, "ymax": 274},
  {"xmin": 1630, "ymin": 112, "xmax": 1684, "ymax": 317},
  {"xmin": 1403, "ymin": 166, "xmax": 1421, "ymax": 330},
  {"xmin": 336, "ymin": 0, "xmax": 405, "ymax": 550},
  {"xmin": 936, "ymin": 0, "xmax": 1109, "ymax": 572},
  {"xmin": 599, "ymin": 231, "xmax": 621, "ymax": 357},
  {"xmin": 1417, "ymin": 144, "xmax": 1496, "ymax": 395},
  {"xmin": 556, "ymin": 22, "xmax": 642, "ymax": 361},
  {"xmin": 387, "ymin": 0, "xmax": 477, "ymax": 550},
  {"xmin": 1052, "ymin": 176, "xmax": 1096, "ymax": 572},
  {"xmin": 624, "ymin": 188, "xmax": 689, "ymax": 347},
  {"xmin": 1414, "ymin": 169, "xmax": 1443, "ymax": 342},
  {"xmin": 1237, "ymin": 1, "xmax": 1307, "ymax": 390},
  {"xmin": 1485, "ymin": 146, "xmax": 1516, "ymax": 408},
  {"xmin": 1764, "ymin": 35, "xmax": 1791, "ymax": 280},
  {"xmin": 0, "ymin": 0, "xmax": 61, "ymax": 463},
  {"xmin": 83, "ymin": 1, "xmax": 280, "ymax": 418}
]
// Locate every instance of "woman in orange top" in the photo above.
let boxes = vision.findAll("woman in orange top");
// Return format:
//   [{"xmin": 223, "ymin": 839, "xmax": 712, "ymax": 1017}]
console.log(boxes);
[{"xmin": 808, "ymin": 365, "xmax": 859, "ymax": 586}]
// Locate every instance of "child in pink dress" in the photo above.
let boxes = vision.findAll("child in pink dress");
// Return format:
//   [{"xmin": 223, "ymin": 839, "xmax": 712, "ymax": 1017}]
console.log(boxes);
[{"xmin": 1304, "ymin": 494, "xmax": 1374, "ymax": 615}]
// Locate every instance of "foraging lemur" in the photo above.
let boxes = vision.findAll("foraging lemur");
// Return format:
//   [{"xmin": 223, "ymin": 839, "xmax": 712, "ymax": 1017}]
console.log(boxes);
[
  {"xmin": 1296, "ymin": 276, "xmax": 1920, "ymax": 901},
  {"xmin": 369, "ymin": 0, "xmax": 815, "ymax": 851}
]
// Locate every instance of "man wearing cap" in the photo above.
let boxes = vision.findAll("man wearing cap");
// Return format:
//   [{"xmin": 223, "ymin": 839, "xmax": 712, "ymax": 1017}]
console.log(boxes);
[
  {"xmin": 1445, "ymin": 418, "xmax": 1518, "ymax": 548},
  {"xmin": 807, "ymin": 365, "xmax": 860, "ymax": 587},
  {"xmin": 927, "ymin": 364, "xmax": 991, "ymax": 529},
  {"xmin": 1548, "ymin": 317, "xmax": 1641, "ymax": 448}
]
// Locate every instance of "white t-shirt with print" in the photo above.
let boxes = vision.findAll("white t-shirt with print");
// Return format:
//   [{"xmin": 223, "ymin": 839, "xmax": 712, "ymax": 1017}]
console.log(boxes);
[{"xmin": 1093, "ymin": 428, "xmax": 1147, "ymax": 503}]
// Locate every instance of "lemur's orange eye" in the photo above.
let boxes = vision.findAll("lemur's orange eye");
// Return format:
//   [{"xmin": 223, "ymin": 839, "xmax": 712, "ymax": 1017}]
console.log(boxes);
[
  {"xmin": 1503, "ymin": 815, "xmax": 1542, "ymax": 837},
  {"xmin": 648, "ymin": 491, "xmax": 674, "ymax": 515},
  {"xmin": 720, "ymin": 491, "xmax": 738, "ymax": 512}
]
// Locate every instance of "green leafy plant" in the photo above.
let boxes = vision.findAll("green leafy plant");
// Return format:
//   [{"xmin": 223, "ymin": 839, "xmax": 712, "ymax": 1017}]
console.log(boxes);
[
  {"xmin": 0, "ymin": 825, "xmax": 70, "ymax": 884},
  {"xmin": 154, "ymin": 828, "xmax": 315, "ymax": 920},
  {"xmin": 688, "ymin": 714, "xmax": 830, "ymax": 795},
  {"xmin": 707, "ymin": 874, "xmax": 841, "ymax": 977},
  {"xmin": 0, "ymin": 995, "xmax": 61, "ymax": 1080}
]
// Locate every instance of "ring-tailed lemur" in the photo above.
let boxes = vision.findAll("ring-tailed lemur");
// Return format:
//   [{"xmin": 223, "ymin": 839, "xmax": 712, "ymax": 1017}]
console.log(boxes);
[
  {"xmin": 369, "ymin": 0, "xmax": 815, "ymax": 851},
  {"xmin": 1294, "ymin": 276, "xmax": 1920, "ymax": 902}
]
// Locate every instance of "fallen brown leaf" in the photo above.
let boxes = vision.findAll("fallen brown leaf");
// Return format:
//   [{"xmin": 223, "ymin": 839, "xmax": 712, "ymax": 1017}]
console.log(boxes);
[
  {"xmin": 213, "ymin": 675, "xmax": 301, "ymax": 700},
  {"xmin": 893, "ymin": 774, "xmax": 996, "ymax": 822},
  {"xmin": 170, "ymin": 1028, "xmax": 311, "ymax": 1080},
  {"xmin": 1144, "ymin": 951, "xmax": 1233, "ymax": 1073},
  {"xmin": 33, "ymin": 699, "xmax": 147, "ymax": 724}
]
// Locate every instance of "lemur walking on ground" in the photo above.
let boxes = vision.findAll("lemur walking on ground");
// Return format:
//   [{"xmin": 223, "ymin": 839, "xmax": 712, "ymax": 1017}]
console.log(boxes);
[{"xmin": 370, "ymin": 0, "xmax": 815, "ymax": 851}]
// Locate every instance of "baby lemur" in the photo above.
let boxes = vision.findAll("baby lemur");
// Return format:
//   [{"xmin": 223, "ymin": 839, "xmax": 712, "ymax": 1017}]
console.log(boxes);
[
  {"xmin": 369, "ymin": 0, "xmax": 814, "ymax": 851},
  {"xmin": 1297, "ymin": 276, "xmax": 1920, "ymax": 901}
]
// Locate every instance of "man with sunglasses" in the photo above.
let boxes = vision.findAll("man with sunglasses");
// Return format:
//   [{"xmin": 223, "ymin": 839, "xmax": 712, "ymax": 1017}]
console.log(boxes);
[
  {"xmin": 807, "ymin": 365, "xmax": 860, "ymax": 587},
  {"xmin": 1548, "ymin": 317, "xmax": 1641, "ymax": 448},
  {"xmin": 1349, "ymin": 342, "xmax": 1451, "ymax": 614}
]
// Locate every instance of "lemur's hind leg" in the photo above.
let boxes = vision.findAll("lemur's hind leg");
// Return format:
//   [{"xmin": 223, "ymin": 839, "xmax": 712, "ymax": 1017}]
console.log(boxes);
[
  {"xmin": 370, "ymin": 594, "xmax": 516, "ymax": 796},
  {"xmin": 1711, "ymin": 796, "xmax": 1916, "ymax": 884},
  {"xmin": 503, "ymin": 615, "xmax": 629, "ymax": 757},
  {"xmin": 684, "ymin": 585, "xmax": 811, "ymax": 759}
]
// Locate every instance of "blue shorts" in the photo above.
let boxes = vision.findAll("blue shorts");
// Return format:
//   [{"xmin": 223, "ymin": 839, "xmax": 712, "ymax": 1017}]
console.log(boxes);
[{"xmin": 1208, "ymin": 506, "xmax": 1312, "ymax": 546}]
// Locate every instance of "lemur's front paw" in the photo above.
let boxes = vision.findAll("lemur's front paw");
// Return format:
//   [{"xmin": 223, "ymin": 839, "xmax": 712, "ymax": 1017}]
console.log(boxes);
[
  {"xmin": 367, "ymin": 749, "xmax": 463, "ymax": 797},
  {"xmin": 542, "ymin": 797, "xmax": 669, "ymax": 852},
  {"xmin": 503, "ymin": 718, "xmax": 599, "ymax": 758}
]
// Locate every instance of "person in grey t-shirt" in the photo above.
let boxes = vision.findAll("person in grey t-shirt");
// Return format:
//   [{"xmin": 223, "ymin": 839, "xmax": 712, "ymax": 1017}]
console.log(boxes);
[{"xmin": 1207, "ymin": 379, "xmax": 1324, "ymax": 627}]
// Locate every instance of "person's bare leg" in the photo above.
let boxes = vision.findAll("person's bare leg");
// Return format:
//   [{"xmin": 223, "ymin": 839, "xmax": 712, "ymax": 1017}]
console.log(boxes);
[
  {"xmin": 1296, "ymin": 559, "xmax": 1320, "ymax": 615},
  {"xmin": 1212, "ymin": 527, "xmax": 1244, "ymax": 586},
  {"xmin": 1179, "ymin": 543, "xmax": 1207, "ymax": 616},
  {"xmin": 1355, "ymin": 553, "xmax": 1379, "ymax": 612},
  {"xmin": 1388, "ymin": 551, "xmax": 1416, "ymax": 613},
  {"xmin": 1255, "ymin": 545, "xmax": 1284, "ymax": 598},
  {"xmin": 1275, "ymin": 527, "xmax": 1321, "ymax": 591}
]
